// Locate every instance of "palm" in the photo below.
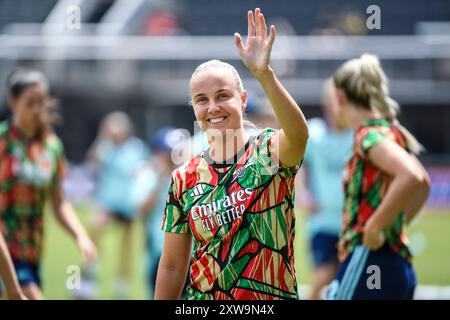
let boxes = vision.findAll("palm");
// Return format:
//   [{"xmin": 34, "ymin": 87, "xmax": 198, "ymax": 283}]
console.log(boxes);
[{"xmin": 235, "ymin": 9, "xmax": 276, "ymax": 75}]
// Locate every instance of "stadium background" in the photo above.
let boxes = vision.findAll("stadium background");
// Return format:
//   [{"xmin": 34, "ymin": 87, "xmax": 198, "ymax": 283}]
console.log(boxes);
[{"xmin": 0, "ymin": 0, "xmax": 449, "ymax": 299}]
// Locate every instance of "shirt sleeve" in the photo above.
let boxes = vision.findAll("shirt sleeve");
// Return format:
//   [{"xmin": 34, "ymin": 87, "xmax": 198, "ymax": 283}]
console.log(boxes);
[
  {"xmin": 256, "ymin": 128, "xmax": 302, "ymax": 180},
  {"xmin": 357, "ymin": 128, "xmax": 390, "ymax": 160},
  {"xmin": 161, "ymin": 172, "xmax": 190, "ymax": 234},
  {"xmin": 52, "ymin": 136, "xmax": 67, "ymax": 187}
]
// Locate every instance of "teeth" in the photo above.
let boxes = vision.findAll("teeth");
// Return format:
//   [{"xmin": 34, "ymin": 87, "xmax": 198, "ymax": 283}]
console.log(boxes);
[{"xmin": 209, "ymin": 117, "xmax": 225, "ymax": 124}]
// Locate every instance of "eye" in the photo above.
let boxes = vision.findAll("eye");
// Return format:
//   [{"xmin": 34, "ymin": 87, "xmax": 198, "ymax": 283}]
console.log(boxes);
[
  {"xmin": 195, "ymin": 96, "xmax": 208, "ymax": 105},
  {"xmin": 218, "ymin": 93, "xmax": 229, "ymax": 101}
]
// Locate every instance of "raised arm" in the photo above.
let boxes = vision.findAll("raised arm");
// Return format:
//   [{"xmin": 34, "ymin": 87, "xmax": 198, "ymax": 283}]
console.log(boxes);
[{"xmin": 234, "ymin": 8, "xmax": 308, "ymax": 167}]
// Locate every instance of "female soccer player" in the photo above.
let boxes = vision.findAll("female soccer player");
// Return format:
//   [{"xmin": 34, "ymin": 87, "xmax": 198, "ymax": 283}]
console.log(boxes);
[
  {"xmin": 0, "ymin": 69, "xmax": 97, "ymax": 299},
  {"xmin": 155, "ymin": 8, "xmax": 308, "ymax": 300},
  {"xmin": 327, "ymin": 54, "xmax": 430, "ymax": 300},
  {"xmin": 300, "ymin": 79, "xmax": 353, "ymax": 300},
  {"xmin": 82, "ymin": 111, "xmax": 148, "ymax": 299}
]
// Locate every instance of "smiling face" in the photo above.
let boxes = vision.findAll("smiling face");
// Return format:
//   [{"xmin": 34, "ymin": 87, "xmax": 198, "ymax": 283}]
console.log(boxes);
[{"xmin": 190, "ymin": 67, "xmax": 247, "ymax": 137}]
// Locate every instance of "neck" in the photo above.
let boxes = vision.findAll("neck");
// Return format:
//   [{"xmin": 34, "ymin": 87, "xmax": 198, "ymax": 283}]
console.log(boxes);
[
  {"xmin": 346, "ymin": 105, "xmax": 383, "ymax": 131},
  {"xmin": 13, "ymin": 117, "xmax": 37, "ymax": 139},
  {"xmin": 207, "ymin": 128, "xmax": 247, "ymax": 163}
]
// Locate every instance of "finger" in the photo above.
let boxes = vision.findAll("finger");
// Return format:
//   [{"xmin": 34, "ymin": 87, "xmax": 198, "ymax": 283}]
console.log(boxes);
[
  {"xmin": 234, "ymin": 32, "xmax": 245, "ymax": 53},
  {"xmin": 258, "ymin": 11, "xmax": 268, "ymax": 39},
  {"xmin": 254, "ymin": 8, "xmax": 263, "ymax": 38},
  {"xmin": 247, "ymin": 10, "xmax": 255, "ymax": 38},
  {"xmin": 268, "ymin": 25, "xmax": 276, "ymax": 48}
]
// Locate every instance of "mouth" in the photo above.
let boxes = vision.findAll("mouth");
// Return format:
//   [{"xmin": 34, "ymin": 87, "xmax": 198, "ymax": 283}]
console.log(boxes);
[{"xmin": 207, "ymin": 116, "xmax": 227, "ymax": 124}]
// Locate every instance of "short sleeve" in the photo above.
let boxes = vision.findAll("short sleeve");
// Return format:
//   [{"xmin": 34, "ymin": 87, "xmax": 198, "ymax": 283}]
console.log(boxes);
[
  {"xmin": 52, "ymin": 137, "xmax": 67, "ymax": 187},
  {"xmin": 358, "ymin": 128, "xmax": 389, "ymax": 159},
  {"xmin": 161, "ymin": 173, "xmax": 190, "ymax": 234},
  {"xmin": 256, "ymin": 128, "xmax": 302, "ymax": 179}
]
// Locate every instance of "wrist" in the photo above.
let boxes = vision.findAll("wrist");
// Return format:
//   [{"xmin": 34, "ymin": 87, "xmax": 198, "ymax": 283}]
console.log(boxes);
[
  {"xmin": 366, "ymin": 216, "xmax": 384, "ymax": 232},
  {"xmin": 253, "ymin": 67, "xmax": 274, "ymax": 81},
  {"xmin": 75, "ymin": 232, "xmax": 87, "ymax": 243}
]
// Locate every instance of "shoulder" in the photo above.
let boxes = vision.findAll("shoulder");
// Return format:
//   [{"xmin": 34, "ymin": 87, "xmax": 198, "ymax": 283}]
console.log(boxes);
[
  {"xmin": 170, "ymin": 154, "xmax": 204, "ymax": 194},
  {"xmin": 44, "ymin": 131, "xmax": 65, "ymax": 154},
  {"xmin": 0, "ymin": 121, "xmax": 10, "ymax": 155},
  {"xmin": 356, "ymin": 124, "xmax": 395, "ymax": 156},
  {"xmin": 357, "ymin": 125, "xmax": 391, "ymax": 143},
  {"xmin": 0, "ymin": 121, "xmax": 10, "ymax": 138},
  {"xmin": 255, "ymin": 127, "xmax": 277, "ymax": 145},
  {"xmin": 126, "ymin": 136, "xmax": 148, "ymax": 151}
]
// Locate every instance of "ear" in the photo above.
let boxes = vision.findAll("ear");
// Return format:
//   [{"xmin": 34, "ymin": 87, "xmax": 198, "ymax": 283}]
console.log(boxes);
[
  {"xmin": 241, "ymin": 90, "xmax": 248, "ymax": 112},
  {"xmin": 335, "ymin": 89, "xmax": 347, "ymax": 109}
]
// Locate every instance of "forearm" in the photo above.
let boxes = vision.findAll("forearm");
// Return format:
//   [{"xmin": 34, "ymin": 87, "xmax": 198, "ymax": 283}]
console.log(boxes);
[
  {"xmin": 405, "ymin": 179, "xmax": 430, "ymax": 224},
  {"xmin": 254, "ymin": 69, "xmax": 308, "ymax": 145},
  {"xmin": 369, "ymin": 175, "xmax": 423, "ymax": 230},
  {"xmin": 155, "ymin": 264, "xmax": 188, "ymax": 300},
  {"xmin": 0, "ymin": 235, "xmax": 22, "ymax": 299},
  {"xmin": 53, "ymin": 200, "xmax": 89, "ymax": 240}
]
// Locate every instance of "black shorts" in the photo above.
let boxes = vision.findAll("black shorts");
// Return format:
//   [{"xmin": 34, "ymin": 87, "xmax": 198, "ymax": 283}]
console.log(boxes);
[
  {"xmin": 310, "ymin": 232, "xmax": 339, "ymax": 267},
  {"xmin": 13, "ymin": 259, "xmax": 41, "ymax": 287},
  {"xmin": 327, "ymin": 245, "xmax": 416, "ymax": 300}
]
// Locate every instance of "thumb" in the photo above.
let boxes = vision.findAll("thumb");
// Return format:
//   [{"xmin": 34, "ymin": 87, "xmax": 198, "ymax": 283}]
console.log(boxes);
[{"xmin": 234, "ymin": 32, "xmax": 244, "ymax": 54}]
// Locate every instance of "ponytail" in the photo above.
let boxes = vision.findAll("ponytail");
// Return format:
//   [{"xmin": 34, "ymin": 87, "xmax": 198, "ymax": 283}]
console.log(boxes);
[{"xmin": 334, "ymin": 53, "xmax": 424, "ymax": 154}]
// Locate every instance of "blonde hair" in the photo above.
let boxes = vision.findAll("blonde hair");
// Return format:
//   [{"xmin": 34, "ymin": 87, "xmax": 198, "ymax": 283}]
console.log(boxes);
[
  {"xmin": 333, "ymin": 53, "xmax": 424, "ymax": 154},
  {"xmin": 190, "ymin": 59, "xmax": 244, "ymax": 95}
]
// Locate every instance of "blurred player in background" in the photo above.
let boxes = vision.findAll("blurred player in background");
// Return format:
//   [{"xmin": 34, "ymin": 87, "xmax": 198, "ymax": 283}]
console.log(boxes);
[
  {"xmin": 298, "ymin": 79, "xmax": 353, "ymax": 299},
  {"xmin": 133, "ymin": 126, "xmax": 186, "ymax": 299},
  {"xmin": 0, "ymin": 233, "xmax": 26, "ymax": 299},
  {"xmin": 81, "ymin": 111, "xmax": 148, "ymax": 299},
  {"xmin": 0, "ymin": 69, "xmax": 96, "ymax": 299},
  {"xmin": 327, "ymin": 54, "xmax": 430, "ymax": 300},
  {"xmin": 155, "ymin": 8, "xmax": 308, "ymax": 300}
]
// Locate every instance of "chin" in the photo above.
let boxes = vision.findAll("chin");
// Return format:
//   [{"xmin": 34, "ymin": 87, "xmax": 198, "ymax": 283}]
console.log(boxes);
[{"xmin": 204, "ymin": 126, "xmax": 226, "ymax": 138}]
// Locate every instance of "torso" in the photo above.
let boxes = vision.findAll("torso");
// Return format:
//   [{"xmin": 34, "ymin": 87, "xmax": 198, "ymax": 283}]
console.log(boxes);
[
  {"xmin": 163, "ymin": 128, "xmax": 301, "ymax": 300},
  {"xmin": 0, "ymin": 121, "xmax": 65, "ymax": 264}
]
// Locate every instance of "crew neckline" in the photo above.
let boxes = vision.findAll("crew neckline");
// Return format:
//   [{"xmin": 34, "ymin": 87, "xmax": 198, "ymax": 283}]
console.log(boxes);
[{"xmin": 203, "ymin": 135, "xmax": 255, "ymax": 168}]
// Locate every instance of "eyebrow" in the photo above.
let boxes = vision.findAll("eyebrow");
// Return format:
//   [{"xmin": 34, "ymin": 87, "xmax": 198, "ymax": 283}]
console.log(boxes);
[
  {"xmin": 193, "ymin": 89, "xmax": 230, "ymax": 100},
  {"xmin": 193, "ymin": 93, "xmax": 206, "ymax": 100}
]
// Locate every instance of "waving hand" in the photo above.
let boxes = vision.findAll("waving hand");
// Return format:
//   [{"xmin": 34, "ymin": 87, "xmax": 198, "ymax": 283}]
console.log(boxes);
[{"xmin": 234, "ymin": 8, "xmax": 276, "ymax": 76}]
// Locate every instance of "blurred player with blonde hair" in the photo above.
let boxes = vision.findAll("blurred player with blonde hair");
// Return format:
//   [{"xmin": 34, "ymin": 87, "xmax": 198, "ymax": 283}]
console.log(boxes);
[{"xmin": 327, "ymin": 54, "xmax": 430, "ymax": 300}]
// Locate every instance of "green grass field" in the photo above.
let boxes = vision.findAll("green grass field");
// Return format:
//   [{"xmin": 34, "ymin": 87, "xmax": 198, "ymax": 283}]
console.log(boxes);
[{"xmin": 41, "ymin": 207, "xmax": 450, "ymax": 299}]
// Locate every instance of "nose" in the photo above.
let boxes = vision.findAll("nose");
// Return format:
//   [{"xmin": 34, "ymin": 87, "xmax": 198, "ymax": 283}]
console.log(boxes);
[
  {"xmin": 32, "ymin": 107, "xmax": 42, "ymax": 118},
  {"xmin": 207, "ymin": 102, "xmax": 221, "ymax": 113}
]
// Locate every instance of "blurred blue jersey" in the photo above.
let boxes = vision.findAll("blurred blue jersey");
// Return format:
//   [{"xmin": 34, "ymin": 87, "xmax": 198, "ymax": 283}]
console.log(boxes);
[
  {"xmin": 96, "ymin": 137, "xmax": 149, "ymax": 218},
  {"xmin": 132, "ymin": 164, "xmax": 169, "ymax": 258},
  {"xmin": 304, "ymin": 118, "xmax": 353, "ymax": 237}
]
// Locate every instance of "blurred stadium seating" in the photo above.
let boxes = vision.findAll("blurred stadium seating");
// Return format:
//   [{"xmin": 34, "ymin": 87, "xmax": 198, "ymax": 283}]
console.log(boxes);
[{"xmin": 0, "ymin": 0, "xmax": 449, "ymax": 163}]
